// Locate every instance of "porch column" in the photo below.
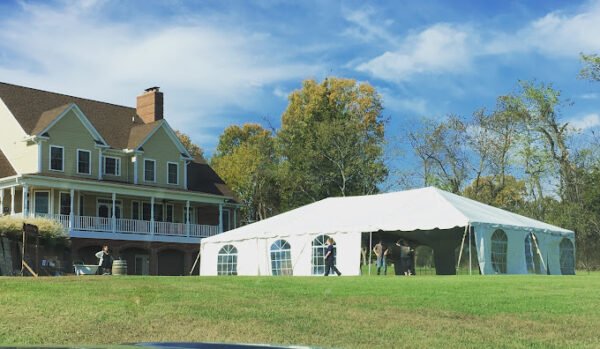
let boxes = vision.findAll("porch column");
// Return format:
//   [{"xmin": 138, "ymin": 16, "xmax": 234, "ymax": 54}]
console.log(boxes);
[
  {"xmin": 233, "ymin": 208, "xmax": 237, "ymax": 229},
  {"xmin": 10, "ymin": 187, "xmax": 15, "ymax": 215},
  {"xmin": 0, "ymin": 189, "xmax": 4, "ymax": 216},
  {"xmin": 185, "ymin": 200, "xmax": 190, "ymax": 237},
  {"xmin": 111, "ymin": 192, "xmax": 116, "ymax": 234},
  {"xmin": 69, "ymin": 189, "xmax": 75, "ymax": 229},
  {"xmin": 150, "ymin": 197, "xmax": 155, "ymax": 235},
  {"xmin": 218, "ymin": 203, "xmax": 223, "ymax": 233},
  {"xmin": 22, "ymin": 185, "xmax": 29, "ymax": 217}
]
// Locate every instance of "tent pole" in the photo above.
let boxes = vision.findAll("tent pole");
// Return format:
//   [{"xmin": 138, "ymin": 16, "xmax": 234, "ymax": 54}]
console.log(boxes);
[
  {"xmin": 456, "ymin": 225, "xmax": 468, "ymax": 274},
  {"xmin": 368, "ymin": 232, "xmax": 372, "ymax": 276},
  {"xmin": 468, "ymin": 225, "xmax": 472, "ymax": 275}
]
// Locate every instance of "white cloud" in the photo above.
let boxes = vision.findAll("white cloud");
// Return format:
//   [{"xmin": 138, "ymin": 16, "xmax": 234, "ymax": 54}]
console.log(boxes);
[
  {"xmin": 354, "ymin": 0, "xmax": 600, "ymax": 82},
  {"xmin": 568, "ymin": 113, "xmax": 600, "ymax": 130},
  {"xmin": 342, "ymin": 7, "xmax": 397, "ymax": 46},
  {"xmin": 0, "ymin": 1, "xmax": 322, "ymax": 150},
  {"xmin": 579, "ymin": 92, "xmax": 599, "ymax": 100},
  {"xmin": 272, "ymin": 87, "xmax": 290, "ymax": 100},
  {"xmin": 517, "ymin": 1, "xmax": 600, "ymax": 56},
  {"xmin": 356, "ymin": 24, "xmax": 474, "ymax": 81}
]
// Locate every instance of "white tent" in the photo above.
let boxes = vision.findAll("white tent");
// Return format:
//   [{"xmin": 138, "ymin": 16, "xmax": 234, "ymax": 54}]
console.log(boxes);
[{"xmin": 200, "ymin": 187, "xmax": 575, "ymax": 276}]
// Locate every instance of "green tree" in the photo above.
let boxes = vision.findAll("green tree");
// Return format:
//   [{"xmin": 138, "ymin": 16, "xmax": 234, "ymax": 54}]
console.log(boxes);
[
  {"xmin": 463, "ymin": 175, "xmax": 527, "ymax": 212},
  {"xmin": 579, "ymin": 53, "xmax": 600, "ymax": 82},
  {"xmin": 211, "ymin": 124, "xmax": 280, "ymax": 223},
  {"xmin": 278, "ymin": 77, "xmax": 388, "ymax": 208},
  {"xmin": 175, "ymin": 130, "xmax": 204, "ymax": 160}
]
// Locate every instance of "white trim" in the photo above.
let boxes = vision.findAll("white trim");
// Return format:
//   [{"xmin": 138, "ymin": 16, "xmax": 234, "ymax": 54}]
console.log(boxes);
[
  {"xmin": 37, "ymin": 141, "xmax": 43, "ymax": 173},
  {"xmin": 184, "ymin": 205, "xmax": 195, "ymax": 225},
  {"xmin": 76, "ymin": 149, "xmax": 92, "ymax": 175},
  {"xmin": 36, "ymin": 104, "xmax": 109, "ymax": 147},
  {"xmin": 135, "ymin": 121, "xmax": 193, "ymax": 159},
  {"xmin": 133, "ymin": 156, "xmax": 139, "ymax": 185},
  {"xmin": 58, "ymin": 191, "xmax": 71, "ymax": 215},
  {"xmin": 32, "ymin": 190, "xmax": 50, "ymax": 215},
  {"xmin": 97, "ymin": 149, "xmax": 103, "ymax": 180},
  {"xmin": 143, "ymin": 158, "xmax": 156, "ymax": 183},
  {"xmin": 103, "ymin": 156, "xmax": 121, "ymax": 176},
  {"xmin": 10, "ymin": 187, "xmax": 15, "ymax": 215},
  {"xmin": 48, "ymin": 145, "xmax": 64, "ymax": 172},
  {"xmin": 69, "ymin": 230, "xmax": 201, "ymax": 244},
  {"xmin": 20, "ymin": 174, "xmax": 232, "ymax": 203},
  {"xmin": 167, "ymin": 161, "xmax": 179, "ymax": 185}
]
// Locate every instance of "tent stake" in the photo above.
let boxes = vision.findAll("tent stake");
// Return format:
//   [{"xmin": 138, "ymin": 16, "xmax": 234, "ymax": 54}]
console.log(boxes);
[
  {"xmin": 368, "ymin": 232, "xmax": 372, "ymax": 276},
  {"xmin": 456, "ymin": 225, "xmax": 468, "ymax": 274}
]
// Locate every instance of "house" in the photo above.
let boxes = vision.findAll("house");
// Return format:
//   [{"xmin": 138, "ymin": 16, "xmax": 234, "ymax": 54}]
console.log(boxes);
[{"xmin": 0, "ymin": 82, "xmax": 239, "ymax": 275}]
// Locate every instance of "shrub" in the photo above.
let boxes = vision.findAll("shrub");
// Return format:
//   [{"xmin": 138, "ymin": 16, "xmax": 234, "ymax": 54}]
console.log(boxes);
[{"xmin": 0, "ymin": 216, "xmax": 68, "ymax": 246}]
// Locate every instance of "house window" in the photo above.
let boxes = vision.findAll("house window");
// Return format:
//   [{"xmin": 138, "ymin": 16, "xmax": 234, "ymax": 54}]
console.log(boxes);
[
  {"xmin": 166, "ymin": 204, "xmax": 174, "ymax": 222},
  {"xmin": 59, "ymin": 192, "xmax": 71, "ymax": 215},
  {"xmin": 49, "ymin": 145, "xmax": 64, "ymax": 171},
  {"xmin": 183, "ymin": 206, "xmax": 195, "ymax": 224},
  {"xmin": 271, "ymin": 240, "xmax": 292, "ymax": 276},
  {"xmin": 142, "ymin": 202, "xmax": 163, "ymax": 221},
  {"xmin": 77, "ymin": 150, "xmax": 91, "ymax": 175},
  {"xmin": 34, "ymin": 191, "xmax": 50, "ymax": 215},
  {"xmin": 217, "ymin": 245, "xmax": 238, "ymax": 275},
  {"xmin": 132, "ymin": 201, "xmax": 140, "ymax": 220},
  {"xmin": 144, "ymin": 159, "xmax": 156, "ymax": 182},
  {"xmin": 103, "ymin": 156, "xmax": 121, "ymax": 176},
  {"xmin": 222, "ymin": 209, "xmax": 231, "ymax": 232},
  {"xmin": 311, "ymin": 235, "xmax": 333, "ymax": 275},
  {"xmin": 167, "ymin": 162, "xmax": 179, "ymax": 185},
  {"xmin": 491, "ymin": 229, "xmax": 508, "ymax": 274},
  {"xmin": 559, "ymin": 238, "xmax": 575, "ymax": 275}
]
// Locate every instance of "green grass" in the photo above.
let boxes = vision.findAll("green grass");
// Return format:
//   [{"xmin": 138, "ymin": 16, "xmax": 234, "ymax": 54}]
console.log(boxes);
[{"xmin": 1, "ymin": 274, "xmax": 599, "ymax": 348}]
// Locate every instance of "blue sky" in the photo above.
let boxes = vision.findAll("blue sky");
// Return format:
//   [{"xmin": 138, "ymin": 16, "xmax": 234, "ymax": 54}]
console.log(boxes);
[{"xmin": 1, "ymin": 0, "xmax": 599, "ymax": 161}]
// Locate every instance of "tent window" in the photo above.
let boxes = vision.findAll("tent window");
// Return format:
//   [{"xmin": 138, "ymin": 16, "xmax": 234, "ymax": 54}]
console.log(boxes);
[
  {"xmin": 217, "ymin": 244, "xmax": 238, "ymax": 276},
  {"xmin": 491, "ymin": 229, "xmax": 508, "ymax": 274},
  {"xmin": 559, "ymin": 238, "xmax": 575, "ymax": 275},
  {"xmin": 524, "ymin": 233, "xmax": 543, "ymax": 274},
  {"xmin": 270, "ymin": 240, "xmax": 293, "ymax": 276},
  {"xmin": 311, "ymin": 235, "xmax": 333, "ymax": 275}
]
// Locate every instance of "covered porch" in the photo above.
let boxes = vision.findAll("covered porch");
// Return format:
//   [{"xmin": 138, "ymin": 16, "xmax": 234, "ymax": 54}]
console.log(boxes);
[{"xmin": 0, "ymin": 174, "xmax": 239, "ymax": 243}]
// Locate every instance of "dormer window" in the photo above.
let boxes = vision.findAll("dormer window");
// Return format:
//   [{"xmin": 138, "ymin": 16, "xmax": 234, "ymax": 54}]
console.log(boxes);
[
  {"xmin": 103, "ymin": 156, "xmax": 121, "ymax": 176},
  {"xmin": 49, "ymin": 145, "xmax": 64, "ymax": 172}
]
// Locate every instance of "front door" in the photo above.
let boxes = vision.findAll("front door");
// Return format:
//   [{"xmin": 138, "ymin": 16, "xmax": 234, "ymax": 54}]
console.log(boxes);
[{"xmin": 135, "ymin": 254, "xmax": 150, "ymax": 275}]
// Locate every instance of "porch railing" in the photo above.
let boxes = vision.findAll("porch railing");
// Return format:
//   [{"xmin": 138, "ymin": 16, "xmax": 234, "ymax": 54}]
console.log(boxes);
[{"xmin": 17, "ymin": 213, "xmax": 221, "ymax": 238}]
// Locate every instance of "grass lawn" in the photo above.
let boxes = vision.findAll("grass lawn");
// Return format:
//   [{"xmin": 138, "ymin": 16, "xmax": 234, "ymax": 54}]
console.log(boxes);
[{"xmin": 1, "ymin": 273, "xmax": 599, "ymax": 349}]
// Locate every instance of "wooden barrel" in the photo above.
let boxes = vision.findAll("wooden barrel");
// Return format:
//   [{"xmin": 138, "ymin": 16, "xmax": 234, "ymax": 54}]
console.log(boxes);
[{"xmin": 112, "ymin": 259, "xmax": 127, "ymax": 275}]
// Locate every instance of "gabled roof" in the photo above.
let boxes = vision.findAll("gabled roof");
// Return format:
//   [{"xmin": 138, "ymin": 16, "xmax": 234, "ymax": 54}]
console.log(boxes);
[
  {"xmin": 187, "ymin": 159, "xmax": 238, "ymax": 200},
  {"xmin": 0, "ymin": 82, "xmax": 142, "ymax": 149},
  {"xmin": 203, "ymin": 187, "xmax": 572, "ymax": 244},
  {"xmin": 0, "ymin": 149, "xmax": 17, "ymax": 177}
]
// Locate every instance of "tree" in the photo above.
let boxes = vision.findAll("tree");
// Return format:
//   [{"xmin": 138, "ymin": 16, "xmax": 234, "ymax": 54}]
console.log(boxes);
[
  {"xmin": 463, "ymin": 175, "xmax": 526, "ymax": 212},
  {"xmin": 278, "ymin": 77, "xmax": 388, "ymax": 208},
  {"xmin": 579, "ymin": 53, "xmax": 600, "ymax": 82},
  {"xmin": 407, "ymin": 115, "xmax": 469, "ymax": 193},
  {"xmin": 211, "ymin": 124, "xmax": 280, "ymax": 223},
  {"xmin": 175, "ymin": 130, "xmax": 204, "ymax": 160}
]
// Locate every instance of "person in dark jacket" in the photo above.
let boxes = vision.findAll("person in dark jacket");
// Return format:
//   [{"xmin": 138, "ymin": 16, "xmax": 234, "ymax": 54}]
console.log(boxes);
[
  {"xmin": 95, "ymin": 244, "xmax": 114, "ymax": 275},
  {"xmin": 324, "ymin": 238, "xmax": 341, "ymax": 276}
]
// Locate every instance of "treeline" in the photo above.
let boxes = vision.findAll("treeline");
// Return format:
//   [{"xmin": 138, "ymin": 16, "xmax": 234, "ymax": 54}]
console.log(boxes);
[{"xmin": 202, "ymin": 54, "xmax": 600, "ymax": 269}]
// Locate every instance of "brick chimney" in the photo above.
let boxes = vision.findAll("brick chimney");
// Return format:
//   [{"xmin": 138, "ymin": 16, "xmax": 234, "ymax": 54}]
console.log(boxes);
[{"xmin": 136, "ymin": 86, "xmax": 164, "ymax": 123}]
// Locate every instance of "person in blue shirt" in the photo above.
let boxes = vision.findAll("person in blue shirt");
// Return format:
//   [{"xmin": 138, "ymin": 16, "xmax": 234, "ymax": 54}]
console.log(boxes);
[{"xmin": 323, "ymin": 238, "xmax": 341, "ymax": 276}]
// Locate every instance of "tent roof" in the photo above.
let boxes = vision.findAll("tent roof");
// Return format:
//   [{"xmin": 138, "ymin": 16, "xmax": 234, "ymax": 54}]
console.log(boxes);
[{"xmin": 203, "ymin": 187, "xmax": 573, "ymax": 244}]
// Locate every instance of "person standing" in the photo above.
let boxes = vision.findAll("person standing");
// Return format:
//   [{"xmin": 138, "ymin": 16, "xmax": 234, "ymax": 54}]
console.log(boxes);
[
  {"xmin": 95, "ymin": 244, "xmax": 113, "ymax": 275},
  {"xmin": 323, "ymin": 238, "xmax": 341, "ymax": 276},
  {"xmin": 373, "ymin": 240, "xmax": 389, "ymax": 275},
  {"xmin": 396, "ymin": 240, "xmax": 413, "ymax": 276}
]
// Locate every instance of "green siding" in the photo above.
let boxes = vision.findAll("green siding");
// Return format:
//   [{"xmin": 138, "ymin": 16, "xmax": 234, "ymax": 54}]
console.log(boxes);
[{"xmin": 140, "ymin": 127, "xmax": 184, "ymax": 189}]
